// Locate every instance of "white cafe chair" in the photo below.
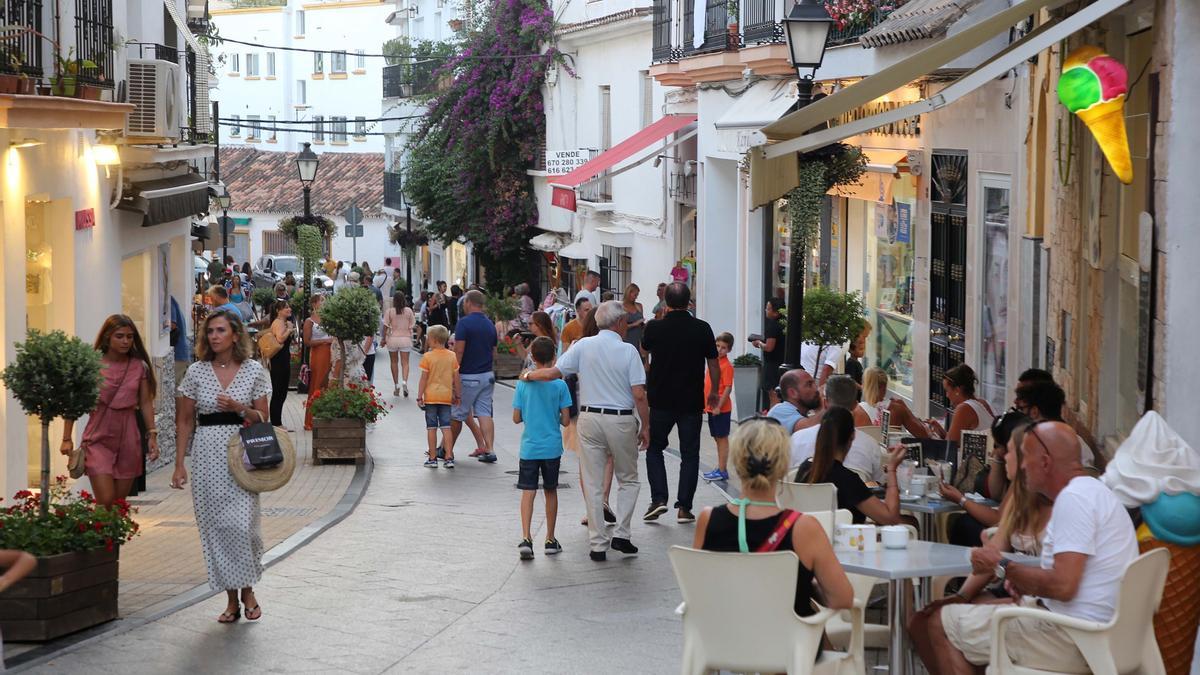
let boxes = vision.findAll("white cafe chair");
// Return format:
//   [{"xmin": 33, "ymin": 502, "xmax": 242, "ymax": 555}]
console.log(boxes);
[
  {"xmin": 777, "ymin": 480, "xmax": 837, "ymax": 514},
  {"xmin": 669, "ymin": 546, "xmax": 865, "ymax": 675},
  {"xmin": 986, "ymin": 548, "xmax": 1169, "ymax": 675}
]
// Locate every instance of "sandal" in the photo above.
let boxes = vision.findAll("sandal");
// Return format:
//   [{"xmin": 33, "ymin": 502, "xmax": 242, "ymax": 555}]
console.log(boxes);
[
  {"xmin": 469, "ymin": 448, "xmax": 487, "ymax": 458},
  {"xmin": 244, "ymin": 604, "xmax": 262, "ymax": 621},
  {"xmin": 217, "ymin": 606, "xmax": 241, "ymax": 623}
]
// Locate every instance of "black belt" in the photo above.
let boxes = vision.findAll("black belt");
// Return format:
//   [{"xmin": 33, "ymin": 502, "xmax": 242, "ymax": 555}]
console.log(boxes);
[
  {"xmin": 198, "ymin": 412, "xmax": 243, "ymax": 426},
  {"xmin": 580, "ymin": 406, "xmax": 633, "ymax": 416}
]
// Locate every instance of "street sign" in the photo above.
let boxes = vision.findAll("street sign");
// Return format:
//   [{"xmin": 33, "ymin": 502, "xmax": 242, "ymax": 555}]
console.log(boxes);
[
  {"xmin": 344, "ymin": 224, "xmax": 364, "ymax": 237},
  {"xmin": 343, "ymin": 205, "xmax": 364, "ymax": 225},
  {"xmin": 217, "ymin": 215, "xmax": 236, "ymax": 237}
]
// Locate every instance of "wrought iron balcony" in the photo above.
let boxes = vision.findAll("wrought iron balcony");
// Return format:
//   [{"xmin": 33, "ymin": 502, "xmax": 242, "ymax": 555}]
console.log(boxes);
[
  {"xmin": 652, "ymin": 0, "xmax": 674, "ymax": 63},
  {"xmin": 74, "ymin": 0, "xmax": 114, "ymax": 87},
  {"xmin": 683, "ymin": 0, "xmax": 737, "ymax": 56},
  {"xmin": 741, "ymin": 0, "xmax": 782, "ymax": 46},
  {"xmin": 669, "ymin": 170, "xmax": 696, "ymax": 204},
  {"xmin": 826, "ymin": 9, "xmax": 890, "ymax": 47},
  {"xmin": 382, "ymin": 61, "xmax": 440, "ymax": 99},
  {"xmin": 0, "ymin": 0, "xmax": 44, "ymax": 78},
  {"xmin": 384, "ymin": 171, "xmax": 405, "ymax": 211}
]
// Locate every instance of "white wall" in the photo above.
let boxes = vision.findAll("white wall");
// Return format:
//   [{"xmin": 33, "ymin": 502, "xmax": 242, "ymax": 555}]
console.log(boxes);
[{"xmin": 228, "ymin": 209, "xmax": 401, "ymax": 269}]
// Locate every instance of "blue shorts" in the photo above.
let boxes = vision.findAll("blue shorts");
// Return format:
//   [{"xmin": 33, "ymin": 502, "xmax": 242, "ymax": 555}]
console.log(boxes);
[
  {"xmin": 517, "ymin": 458, "xmax": 561, "ymax": 491},
  {"xmin": 424, "ymin": 404, "xmax": 452, "ymax": 429},
  {"xmin": 452, "ymin": 372, "xmax": 495, "ymax": 420},
  {"xmin": 708, "ymin": 412, "xmax": 732, "ymax": 439}
]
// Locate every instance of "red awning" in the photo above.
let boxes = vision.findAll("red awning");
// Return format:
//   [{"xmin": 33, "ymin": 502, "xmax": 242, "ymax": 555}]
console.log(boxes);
[{"xmin": 549, "ymin": 114, "xmax": 698, "ymax": 211}]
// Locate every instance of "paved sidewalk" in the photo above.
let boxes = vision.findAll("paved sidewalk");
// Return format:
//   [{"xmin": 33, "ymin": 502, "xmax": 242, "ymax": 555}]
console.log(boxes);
[{"xmin": 26, "ymin": 367, "xmax": 719, "ymax": 674}]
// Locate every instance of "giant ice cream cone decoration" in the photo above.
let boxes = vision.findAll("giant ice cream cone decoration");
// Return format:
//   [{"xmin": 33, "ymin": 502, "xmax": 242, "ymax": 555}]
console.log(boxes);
[{"xmin": 1058, "ymin": 46, "xmax": 1134, "ymax": 184}]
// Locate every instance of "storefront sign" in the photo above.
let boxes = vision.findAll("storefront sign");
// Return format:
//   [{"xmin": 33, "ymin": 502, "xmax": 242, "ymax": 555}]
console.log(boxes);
[
  {"xmin": 896, "ymin": 202, "xmax": 911, "ymax": 243},
  {"xmin": 544, "ymin": 149, "xmax": 592, "ymax": 175},
  {"xmin": 551, "ymin": 186, "xmax": 577, "ymax": 212},
  {"xmin": 74, "ymin": 208, "xmax": 95, "ymax": 231},
  {"xmin": 836, "ymin": 101, "xmax": 922, "ymax": 137}
]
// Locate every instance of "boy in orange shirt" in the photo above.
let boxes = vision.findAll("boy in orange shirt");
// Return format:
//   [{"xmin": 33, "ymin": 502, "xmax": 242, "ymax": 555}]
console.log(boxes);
[
  {"xmin": 418, "ymin": 325, "xmax": 461, "ymax": 468},
  {"xmin": 702, "ymin": 332, "xmax": 735, "ymax": 482}
]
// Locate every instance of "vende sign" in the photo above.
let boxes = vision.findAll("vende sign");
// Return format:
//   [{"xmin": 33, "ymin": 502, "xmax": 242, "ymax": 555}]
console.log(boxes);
[{"xmin": 544, "ymin": 149, "xmax": 591, "ymax": 175}]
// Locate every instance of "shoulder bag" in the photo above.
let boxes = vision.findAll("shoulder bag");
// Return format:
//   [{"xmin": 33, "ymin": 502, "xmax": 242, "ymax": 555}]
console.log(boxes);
[{"xmin": 258, "ymin": 327, "xmax": 284, "ymax": 360}]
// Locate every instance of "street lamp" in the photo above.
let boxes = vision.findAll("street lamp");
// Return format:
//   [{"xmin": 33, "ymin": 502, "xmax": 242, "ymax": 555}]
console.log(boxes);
[
  {"xmin": 215, "ymin": 183, "xmax": 232, "ymax": 266},
  {"xmin": 296, "ymin": 141, "xmax": 320, "ymax": 220},
  {"xmin": 780, "ymin": 0, "xmax": 833, "ymax": 376}
]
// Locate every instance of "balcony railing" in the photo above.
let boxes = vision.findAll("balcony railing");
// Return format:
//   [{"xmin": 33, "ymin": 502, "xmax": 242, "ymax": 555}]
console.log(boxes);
[
  {"xmin": 652, "ymin": 0, "xmax": 674, "ymax": 63},
  {"xmin": 669, "ymin": 170, "xmax": 696, "ymax": 204},
  {"xmin": 826, "ymin": 9, "xmax": 890, "ymax": 46},
  {"xmin": 0, "ymin": 0, "xmax": 44, "ymax": 78},
  {"xmin": 74, "ymin": 0, "xmax": 114, "ymax": 87},
  {"xmin": 382, "ymin": 61, "xmax": 440, "ymax": 99},
  {"xmin": 384, "ymin": 171, "xmax": 405, "ymax": 211},
  {"xmin": 683, "ymin": 0, "xmax": 737, "ymax": 56},
  {"xmin": 741, "ymin": 0, "xmax": 782, "ymax": 46}
]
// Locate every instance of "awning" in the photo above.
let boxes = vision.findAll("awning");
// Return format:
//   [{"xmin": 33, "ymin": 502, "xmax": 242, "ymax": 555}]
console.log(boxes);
[
  {"xmin": 558, "ymin": 242, "xmax": 591, "ymax": 260},
  {"xmin": 714, "ymin": 79, "xmax": 798, "ymax": 154},
  {"xmin": 118, "ymin": 172, "xmax": 211, "ymax": 227},
  {"xmin": 529, "ymin": 231, "xmax": 571, "ymax": 252},
  {"xmin": 549, "ymin": 114, "xmax": 698, "ymax": 211},
  {"xmin": 749, "ymin": 0, "xmax": 1130, "ymax": 207},
  {"xmin": 828, "ymin": 149, "xmax": 909, "ymax": 202},
  {"xmin": 859, "ymin": 0, "xmax": 986, "ymax": 48}
]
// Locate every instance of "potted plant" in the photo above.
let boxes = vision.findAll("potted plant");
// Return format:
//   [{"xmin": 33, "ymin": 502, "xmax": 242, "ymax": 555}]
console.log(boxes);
[
  {"xmin": 448, "ymin": 18, "xmax": 464, "ymax": 31},
  {"xmin": 0, "ymin": 479, "xmax": 139, "ymax": 640},
  {"xmin": 485, "ymin": 293, "xmax": 522, "ymax": 378},
  {"xmin": 727, "ymin": 0, "xmax": 740, "ymax": 45},
  {"xmin": 731, "ymin": 352, "xmax": 761, "ymax": 420},
  {"xmin": 801, "ymin": 286, "xmax": 866, "ymax": 374},
  {"xmin": 51, "ymin": 48, "xmax": 98, "ymax": 98},
  {"xmin": 308, "ymin": 286, "xmax": 383, "ymax": 463},
  {"xmin": 0, "ymin": 53, "xmax": 34, "ymax": 95}
]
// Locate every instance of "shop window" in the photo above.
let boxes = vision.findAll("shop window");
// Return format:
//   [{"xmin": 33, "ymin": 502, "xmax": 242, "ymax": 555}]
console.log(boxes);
[
  {"xmin": 599, "ymin": 245, "xmax": 631, "ymax": 299},
  {"xmin": 979, "ymin": 177, "xmax": 1011, "ymax": 414},
  {"xmin": 864, "ymin": 178, "xmax": 917, "ymax": 401}
]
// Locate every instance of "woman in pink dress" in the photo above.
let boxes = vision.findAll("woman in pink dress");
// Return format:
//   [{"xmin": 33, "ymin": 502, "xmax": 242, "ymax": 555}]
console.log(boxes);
[{"xmin": 60, "ymin": 315, "xmax": 159, "ymax": 506}]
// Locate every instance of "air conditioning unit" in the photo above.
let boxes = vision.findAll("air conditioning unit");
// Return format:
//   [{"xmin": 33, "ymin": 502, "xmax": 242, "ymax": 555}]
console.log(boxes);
[{"xmin": 125, "ymin": 59, "xmax": 182, "ymax": 141}]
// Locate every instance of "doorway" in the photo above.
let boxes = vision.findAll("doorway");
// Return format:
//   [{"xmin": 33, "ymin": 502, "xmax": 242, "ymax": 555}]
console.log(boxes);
[{"xmin": 929, "ymin": 150, "xmax": 968, "ymax": 417}]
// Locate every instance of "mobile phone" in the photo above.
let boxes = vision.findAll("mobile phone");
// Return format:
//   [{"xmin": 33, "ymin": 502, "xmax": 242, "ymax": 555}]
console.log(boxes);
[{"xmin": 747, "ymin": 333, "xmax": 763, "ymax": 343}]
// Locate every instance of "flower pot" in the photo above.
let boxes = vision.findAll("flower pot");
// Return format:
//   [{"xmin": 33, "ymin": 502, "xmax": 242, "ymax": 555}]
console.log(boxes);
[
  {"xmin": 733, "ymin": 364, "xmax": 760, "ymax": 420},
  {"xmin": 0, "ymin": 547, "xmax": 119, "ymax": 641},
  {"xmin": 15, "ymin": 77, "xmax": 33, "ymax": 95},
  {"xmin": 0, "ymin": 74, "xmax": 21, "ymax": 94},
  {"xmin": 311, "ymin": 417, "xmax": 366, "ymax": 464},
  {"xmin": 77, "ymin": 83, "xmax": 103, "ymax": 101},
  {"xmin": 493, "ymin": 349, "xmax": 523, "ymax": 379},
  {"xmin": 727, "ymin": 23, "xmax": 740, "ymax": 50},
  {"xmin": 51, "ymin": 76, "xmax": 77, "ymax": 97}
]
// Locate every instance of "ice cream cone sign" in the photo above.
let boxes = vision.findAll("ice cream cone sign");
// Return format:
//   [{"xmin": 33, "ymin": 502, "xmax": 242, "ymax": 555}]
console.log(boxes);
[{"xmin": 1057, "ymin": 46, "xmax": 1134, "ymax": 184}]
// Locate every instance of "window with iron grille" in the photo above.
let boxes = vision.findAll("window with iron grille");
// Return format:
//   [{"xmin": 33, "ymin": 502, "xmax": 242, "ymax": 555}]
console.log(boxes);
[
  {"xmin": 263, "ymin": 231, "xmax": 297, "ymax": 255},
  {"xmin": 599, "ymin": 246, "xmax": 632, "ymax": 299},
  {"xmin": 331, "ymin": 51, "xmax": 346, "ymax": 73},
  {"xmin": 74, "ymin": 0, "xmax": 113, "ymax": 86},
  {"xmin": 354, "ymin": 116, "xmax": 366, "ymax": 137},
  {"xmin": 355, "ymin": 50, "xmax": 365, "ymax": 69},
  {"xmin": 313, "ymin": 52, "xmax": 323, "ymax": 73},
  {"xmin": 331, "ymin": 116, "xmax": 348, "ymax": 142},
  {"xmin": 246, "ymin": 114, "xmax": 260, "ymax": 139},
  {"xmin": 230, "ymin": 114, "xmax": 241, "ymax": 137},
  {"xmin": 313, "ymin": 115, "xmax": 325, "ymax": 141},
  {"xmin": 245, "ymin": 53, "xmax": 258, "ymax": 76},
  {"xmin": 268, "ymin": 115, "xmax": 277, "ymax": 141},
  {"xmin": 230, "ymin": 53, "xmax": 240, "ymax": 73},
  {"xmin": 267, "ymin": 52, "xmax": 276, "ymax": 76},
  {"xmin": 0, "ymin": 0, "xmax": 43, "ymax": 78}
]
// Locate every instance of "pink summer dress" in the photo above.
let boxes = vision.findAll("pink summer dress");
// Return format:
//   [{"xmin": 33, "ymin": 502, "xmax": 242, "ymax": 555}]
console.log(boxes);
[{"xmin": 81, "ymin": 359, "xmax": 146, "ymax": 480}]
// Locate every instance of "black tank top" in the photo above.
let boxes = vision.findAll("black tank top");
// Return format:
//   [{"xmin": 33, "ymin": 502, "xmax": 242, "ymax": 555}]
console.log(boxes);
[
  {"xmin": 270, "ymin": 331, "xmax": 293, "ymax": 369},
  {"xmin": 702, "ymin": 506, "xmax": 817, "ymax": 616}
]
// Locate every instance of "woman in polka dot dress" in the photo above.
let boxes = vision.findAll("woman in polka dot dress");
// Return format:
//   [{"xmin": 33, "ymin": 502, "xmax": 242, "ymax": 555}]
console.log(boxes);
[{"xmin": 172, "ymin": 309, "xmax": 272, "ymax": 623}]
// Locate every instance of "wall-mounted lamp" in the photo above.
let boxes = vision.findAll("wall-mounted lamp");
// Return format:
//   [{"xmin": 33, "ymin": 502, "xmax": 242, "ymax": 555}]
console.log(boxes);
[
  {"xmin": 653, "ymin": 154, "xmax": 681, "ymax": 168},
  {"xmin": 93, "ymin": 143, "xmax": 120, "ymax": 179},
  {"xmin": 10, "ymin": 138, "xmax": 43, "ymax": 149}
]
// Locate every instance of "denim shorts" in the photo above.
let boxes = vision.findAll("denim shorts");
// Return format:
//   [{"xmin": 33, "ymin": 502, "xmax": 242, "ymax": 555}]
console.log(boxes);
[
  {"xmin": 517, "ymin": 458, "xmax": 561, "ymax": 491},
  {"xmin": 424, "ymin": 404, "xmax": 452, "ymax": 429},
  {"xmin": 452, "ymin": 372, "xmax": 495, "ymax": 420},
  {"xmin": 708, "ymin": 411, "xmax": 732, "ymax": 439}
]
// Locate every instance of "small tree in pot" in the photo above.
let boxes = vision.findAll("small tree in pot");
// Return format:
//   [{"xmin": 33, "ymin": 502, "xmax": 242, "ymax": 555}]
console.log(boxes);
[
  {"xmin": 0, "ymin": 330, "xmax": 102, "ymax": 516},
  {"xmin": 801, "ymin": 287, "xmax": 866, "ymax": 374},
  {"xmin": 318, "ymin": 286, "xmax": 381, "ymax": 388}
]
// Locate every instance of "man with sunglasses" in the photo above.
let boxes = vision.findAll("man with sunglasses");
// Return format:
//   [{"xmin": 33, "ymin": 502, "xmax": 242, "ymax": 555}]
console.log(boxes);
[
  {"xmin": 1012, "ymin": 373, "xmax": 1098, "ymax": 468},
  {"xmin": 917, "ymin": 420, "xmax": 1136, "ymax": 674}
]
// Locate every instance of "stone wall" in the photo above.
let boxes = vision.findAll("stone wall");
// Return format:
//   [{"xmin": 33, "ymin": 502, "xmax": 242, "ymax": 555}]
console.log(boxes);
[{"xmin": 149, "ymin": 355, "xmax": 176, "ymax": 473}]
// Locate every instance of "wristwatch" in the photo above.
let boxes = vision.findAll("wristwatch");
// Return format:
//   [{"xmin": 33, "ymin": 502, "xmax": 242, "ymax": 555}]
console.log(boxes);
[{"xmin": 993, "ymin": 557, "xmax": 1011, "ymax": 580}]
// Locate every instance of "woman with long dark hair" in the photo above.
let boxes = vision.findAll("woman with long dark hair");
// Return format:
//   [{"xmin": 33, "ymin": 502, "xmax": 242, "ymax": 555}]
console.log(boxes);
[
  {"xmin": 518, "ymin": 311, "xmax": 558, "ymax": 370},
  {"xmin": 266, "ymin": 300, "xmax": 295, "ymax": 428},
  {"xmin": 926, "ymin": 364, "xmax": 995, "ymax": 443},
  {"xmin": 172, "ymin": 309, "xmax": 272, "ymax": 623},
  {"xmin": 797, "ymin": 407, "xmax": 907, "ymax": 525},
  {"xmin": 384, "ymin": 292, "xmax": 416, "ymax": 398},
  {"xmin": 60, "ymin": 315, "xmax": 159, "ymax": 506}
]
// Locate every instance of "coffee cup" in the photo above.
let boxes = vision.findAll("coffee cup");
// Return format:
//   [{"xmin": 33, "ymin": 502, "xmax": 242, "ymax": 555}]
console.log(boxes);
[
  {"xmin": 857, "ymin": 524, "xmax": 878, "ymax": 551},
  {"xmin": 881, "ymin": 525, "xmax": 909, "ymax": 549}
]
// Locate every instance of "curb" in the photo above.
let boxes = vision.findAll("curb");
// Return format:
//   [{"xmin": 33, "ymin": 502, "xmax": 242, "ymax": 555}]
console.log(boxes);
[{"xmin": 7, "ymin": 452, "xmax": 375, "ymax": 672}]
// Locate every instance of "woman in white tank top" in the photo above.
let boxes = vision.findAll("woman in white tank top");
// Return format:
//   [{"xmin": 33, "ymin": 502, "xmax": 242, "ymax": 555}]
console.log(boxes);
[{"xmin": 926, "ymin": 364, "xmax": 995, "ymax": 443}]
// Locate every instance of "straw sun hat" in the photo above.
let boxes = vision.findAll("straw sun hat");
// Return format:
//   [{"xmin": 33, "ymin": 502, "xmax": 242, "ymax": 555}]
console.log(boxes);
[{"xmin": 226, "ymin": 425, "xmax": 296, "ymax": 493}]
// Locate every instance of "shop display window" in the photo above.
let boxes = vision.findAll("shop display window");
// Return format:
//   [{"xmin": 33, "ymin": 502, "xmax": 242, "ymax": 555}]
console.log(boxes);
[{"xmin": 865, "ymin": 178, "xmax": 917, "ymax": 400}]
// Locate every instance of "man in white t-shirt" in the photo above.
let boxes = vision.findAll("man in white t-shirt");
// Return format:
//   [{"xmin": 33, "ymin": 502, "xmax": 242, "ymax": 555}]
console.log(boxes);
[
  {"xmin": 800, "ymin": 341, "xmax": 841, "ymax": 388},
  {"xmin": 910, "ymin": 421, "xmax": 1137, "ymax": 674},
  {"xmin": 791, "ymin": 375, "xmax": 882, "ymax": 482},
  {"xmin": 572, "ymin": 270, "xmax": 601, "ymax": 309},
  {"xmin": 376, "ymin": 257, "xmax": 395, "ymax": 299}
]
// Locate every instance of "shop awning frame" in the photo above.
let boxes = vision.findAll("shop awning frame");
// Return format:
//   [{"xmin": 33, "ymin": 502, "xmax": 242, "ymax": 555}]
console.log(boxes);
[
  {"xmin": 118, "ymin": 172, "xmax": 211, "ymax": 227},
  {"xmin": 758, "ymin": 0, "xmax": 1129, "ymax": 160}
]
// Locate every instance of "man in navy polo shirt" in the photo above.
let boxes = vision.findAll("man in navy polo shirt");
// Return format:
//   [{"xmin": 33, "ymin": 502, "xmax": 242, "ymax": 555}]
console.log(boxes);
[{"xmin": 450, "ymin": 289, "xmax": 499, "ymax": 463}]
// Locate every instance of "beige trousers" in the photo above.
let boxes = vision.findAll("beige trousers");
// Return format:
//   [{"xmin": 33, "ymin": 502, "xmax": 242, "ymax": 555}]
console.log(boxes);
[{"xmin": 577, "ymin": 412, "xmax": 640, "ymax": 552}]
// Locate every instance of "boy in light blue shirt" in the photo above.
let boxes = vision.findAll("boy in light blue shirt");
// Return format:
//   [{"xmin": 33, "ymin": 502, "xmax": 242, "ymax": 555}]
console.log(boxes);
[{"xmin": 512, "ymin": 336, "xmax": 572, "ymax": 560}]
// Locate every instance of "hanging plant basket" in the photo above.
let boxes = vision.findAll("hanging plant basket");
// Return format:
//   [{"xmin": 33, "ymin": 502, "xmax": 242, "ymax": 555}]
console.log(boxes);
[
  {"xmin": 279, "ymin": 215, "xmax": 337, "ymax": 242},
  {"xmin": 390, "ymin": 225, "xmax": 429, "ymax": 250}
]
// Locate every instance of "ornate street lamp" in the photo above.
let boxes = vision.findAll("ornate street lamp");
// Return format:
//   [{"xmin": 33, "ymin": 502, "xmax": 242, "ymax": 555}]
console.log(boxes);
[
  {"xmin": 215, "ymin": 184, "xmax": 232, "ymax": 265},
  {"xmin": 296, "ymin": 141, "xmax": 320, "ymax": 221},
  {"xmin": 780, "ymin": 0, "xmax": 833, "ymax": 375}
]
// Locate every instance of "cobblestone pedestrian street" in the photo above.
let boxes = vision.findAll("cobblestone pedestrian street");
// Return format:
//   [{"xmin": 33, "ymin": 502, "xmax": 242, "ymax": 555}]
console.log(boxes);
[{"xmin": 28, "ymin": 370, "xmax": 715, "ymax": 673}]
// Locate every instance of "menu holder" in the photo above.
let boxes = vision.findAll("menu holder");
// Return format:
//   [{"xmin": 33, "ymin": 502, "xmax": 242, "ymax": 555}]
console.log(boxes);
[
  {"xmin": 880, "ymin": 409, "xmax": 892, "ymax": 449},
  {"xmin": 903, "ymin": 442, "xmax": 922, "ymax": 465},
  {"xmin": 957, "ymin": 430, "xmax": 990, "ymax": 487}
]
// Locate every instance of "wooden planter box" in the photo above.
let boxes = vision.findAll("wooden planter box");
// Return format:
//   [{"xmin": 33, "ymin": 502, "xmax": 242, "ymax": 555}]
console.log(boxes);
[
  {"xmin": 493, "ymin": 350, "xmax": 523, "ymax": 379},
  {"xmin": 0, "ymin": 548, "xmax": 119, "ymax": 642},
  {"xmin": 312, "ymin": 417, "xmax": 366, "ymax": 464}
]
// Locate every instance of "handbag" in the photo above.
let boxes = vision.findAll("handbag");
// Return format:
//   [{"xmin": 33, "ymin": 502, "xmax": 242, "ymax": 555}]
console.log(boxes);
[
  {"xmin": 239, "ymin": 410, "xmax": 284, "ymax": 470},
  {"xmin": 258, "ymin": 329, "xmax": 283, "ymax": 360},
  {"xmin": 756, "ymin": 509, "xmax": 801, "ymax": 552},
  {"xmin": 72, "ymin": 361, "xmax": 133, "ymax": 479},
  {"xmin": 297, "ymin": 362, "xmax": 310, "ymax": 394}
]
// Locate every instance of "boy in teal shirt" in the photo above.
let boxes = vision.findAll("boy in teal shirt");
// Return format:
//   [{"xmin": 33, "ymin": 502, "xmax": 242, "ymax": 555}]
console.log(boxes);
[{"xmin": 512, "ymin": 337, "xmax": 572, "ymax": 559}]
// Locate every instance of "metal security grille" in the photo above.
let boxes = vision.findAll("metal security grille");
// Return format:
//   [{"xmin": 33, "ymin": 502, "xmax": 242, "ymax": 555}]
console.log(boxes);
[
  {"xmin": 0, "ymin": 0, "xmax": 43, "ymax": 77},
  {"xmin": 929, "ymin": 149, "xmax": 968, "ymax": 417},
  {"xmin": 74, "ymin": 0, "xmax": 114, "ymax": 86},
  {"xmin": 600, "ymin": 245, "xmax": 632, "ymax": 299},
  {"xmin": 652, "ymin": 0, "xmax": 673, "ymax": 62},
  {"xmin": 742, "ymin": 0, "xmax": 781, "ymax": 45}
]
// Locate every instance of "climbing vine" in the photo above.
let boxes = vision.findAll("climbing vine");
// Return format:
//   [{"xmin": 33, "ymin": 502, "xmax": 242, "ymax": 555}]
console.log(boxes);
[{"xmin": 403, "ymin": 0, "xmax": 566, "ymax": 257}]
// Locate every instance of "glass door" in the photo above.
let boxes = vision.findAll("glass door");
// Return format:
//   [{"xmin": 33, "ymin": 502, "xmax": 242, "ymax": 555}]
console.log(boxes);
[{"xmin": 978, "ymin": 177, "xmax": 1011, "ymax": 414}]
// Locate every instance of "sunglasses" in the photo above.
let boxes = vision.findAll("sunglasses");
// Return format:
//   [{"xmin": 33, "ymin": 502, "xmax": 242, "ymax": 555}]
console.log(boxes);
[{"xmin": 737, "ymin": 414, "xmax": 783, "ymax": 426}]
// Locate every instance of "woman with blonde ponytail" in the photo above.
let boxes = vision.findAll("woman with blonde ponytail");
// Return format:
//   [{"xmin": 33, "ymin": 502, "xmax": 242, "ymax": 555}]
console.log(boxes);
[{"xmin": 693, "ymin": 419, "xmax": 853, "ymax": 614}]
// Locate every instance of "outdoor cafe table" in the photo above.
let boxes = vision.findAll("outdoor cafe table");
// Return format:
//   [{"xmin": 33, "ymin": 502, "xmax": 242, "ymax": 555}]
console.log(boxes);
[
  {"xmin": 835, "ymin": 540, "xmax": 980, "ymax": 675},
  {"xmin": 898, "ymin": 495, "xmax": 1000, "ymax": 542}
]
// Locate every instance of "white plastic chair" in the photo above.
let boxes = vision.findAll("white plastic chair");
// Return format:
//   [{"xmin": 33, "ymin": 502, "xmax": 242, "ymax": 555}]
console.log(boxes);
[
  {"xmin": 777, "ymin": 480, "xmax": 837, "ymax": 514},
  {"xmin": 986, "ymin": 548, "xmax": 1169, "ymax": 675},
  {"xmin": 805, "ymin": 508, "xmax": 854, "ymax": 542},
  {"xmin": 669, "ymin": 546, "xmax": 865, "ymax": 675}
]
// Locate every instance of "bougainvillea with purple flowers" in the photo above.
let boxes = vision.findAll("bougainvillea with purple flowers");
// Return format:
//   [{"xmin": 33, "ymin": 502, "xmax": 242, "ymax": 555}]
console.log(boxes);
[{"xmin": 403, "ymin": 0, "xmax": 564, "ymax": 257}]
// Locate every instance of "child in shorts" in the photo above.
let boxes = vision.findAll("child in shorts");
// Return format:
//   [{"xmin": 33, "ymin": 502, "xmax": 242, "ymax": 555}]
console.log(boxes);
[
  {"xmin": 418, "ymin": 325, "xmax": 460, "ymax": 468},
  {"xmin": 512, "ymin": 337, "xmax": 572, "ymax": 559},
  {"xmin": 702, "ymin": 332, "xmax": 735, "ymax": 482}
]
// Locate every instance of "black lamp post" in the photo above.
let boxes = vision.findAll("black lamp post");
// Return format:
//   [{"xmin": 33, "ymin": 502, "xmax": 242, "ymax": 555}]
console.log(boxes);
[
  {"xmin": 296, "ymin": 141, "xmax": 320, "ymax": 221},
  {"xmin": 216, "ymin": 185, "xmax": 232, "ymax": 266},
  {"xmin": 780, "ymin": 0, "xmax": 834, "ymax": 374}
]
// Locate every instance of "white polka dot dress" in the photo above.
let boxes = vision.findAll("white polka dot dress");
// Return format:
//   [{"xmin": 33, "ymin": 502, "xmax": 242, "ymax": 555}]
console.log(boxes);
[{"xmin": 178, "ymin": 360, "xmax": 272, "ymax": 591}]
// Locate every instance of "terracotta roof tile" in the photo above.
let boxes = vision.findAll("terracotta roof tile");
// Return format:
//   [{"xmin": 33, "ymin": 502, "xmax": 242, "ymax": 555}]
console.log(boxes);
[
  {"xmin": 859, "ymin": 0, "xmax": 984, "ymax": 48},
  {"xmin": 218, "ymin": 147, "xmax": 385, "ymax": 218}
]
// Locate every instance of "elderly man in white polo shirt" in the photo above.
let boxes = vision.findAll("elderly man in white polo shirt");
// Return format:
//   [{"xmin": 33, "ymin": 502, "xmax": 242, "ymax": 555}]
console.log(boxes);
[{"xmin": 523, "ymin": 301, "xmax": 649, "ymax": 561}]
